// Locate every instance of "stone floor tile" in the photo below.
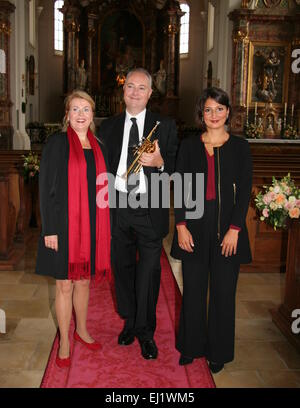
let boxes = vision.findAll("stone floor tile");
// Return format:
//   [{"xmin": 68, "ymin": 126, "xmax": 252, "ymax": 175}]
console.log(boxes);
[
  {"xmin": 0, "ymin": 318, "xmax": 20, "ymax": 343},
  {"xmin": 0, "ymin": 369, "xmax": 44, "ymax": 388},
  {"xmin": 0, "ymin": 284, "xmax": 38, "ymax": 301},
  {"xmin": 13, "ymin": 317, "xmax": 57, "ymax": 342},
  {"xmin": 212, "ymin": 369, "xmax": 264, "ymax": 388},
  {"xmin": 1, "ymin": 299, "xmax": 51, "ymax": 319},
  {"xmin": 236, "ymin": 319, "xmax": 287, "ymax": 341},
  {"xmin": 0, "ymin": 342, "xmax": 37, "ymax": 370},
  {"xmin": 257, "ymin": 369, "xmax": 300, "ymax": 388},
  {"xmin": 227, "ymin": 341, "xmax": 288, "ymax": 371},
  {"xmin": 241, "ymin": 300, "xmax": 279, "ymax": 319},
  {"xmin": 20, "ymin": 273, "xmax": 54, "ymax": 286},
  {"xmin": 270, "ymin": 341, "xmax": 300, "ymax": 369},
  {"xmin": 27, "ymin": 341, "xmax": 56, "ymax": 371},
  {"xmin": 0, "ymin": 271, "xmax": 24, "ymax": 284}
]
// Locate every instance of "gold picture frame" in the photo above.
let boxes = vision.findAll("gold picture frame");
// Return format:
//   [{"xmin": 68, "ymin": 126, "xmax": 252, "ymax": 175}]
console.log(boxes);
[{"xmin": 247, "ymin": 41, "xmax": 291, "ymax": 107}]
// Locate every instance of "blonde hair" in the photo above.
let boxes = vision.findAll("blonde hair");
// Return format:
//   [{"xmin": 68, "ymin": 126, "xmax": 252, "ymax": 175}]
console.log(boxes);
[{"xmin": 62, "ymin": 90, "xmax": 96, "ymax": 134}]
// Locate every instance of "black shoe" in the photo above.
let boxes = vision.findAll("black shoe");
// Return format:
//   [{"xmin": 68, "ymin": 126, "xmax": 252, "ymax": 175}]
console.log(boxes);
[
  {"xmin": 209, "ymin": 362, "xmax": 224, "ymax": 374},
  {"xmin": 118, "ymin": 328, "xmax": 135, "ymax": 346},
  {"xmin": 139, "ymin": 339, "xmax": 158, "ymax": 360},
  {"xmin": 179, "ymin": 354, "xmax": 194, "ymax": 366}
]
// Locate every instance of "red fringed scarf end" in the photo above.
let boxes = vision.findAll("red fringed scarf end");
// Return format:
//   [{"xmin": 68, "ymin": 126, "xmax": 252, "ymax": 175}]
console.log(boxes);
[{"xmin": 68, "ymin": 262, "xmax": 91, "ymax": 281}]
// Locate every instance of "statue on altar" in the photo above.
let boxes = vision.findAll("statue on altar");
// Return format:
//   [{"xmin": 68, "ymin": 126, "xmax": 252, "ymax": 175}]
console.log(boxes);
[
  {"xmin": 76, "ymin": 59, "xmax": 88, "ymax": 90},
  {"xmin": 256, "ymin": 49, "xmax": 280, "ymax": 102},
  {"xmin": 115, "ymin": 45, "xmax": 135, "ymax": 84},
  {"xmin": 154, "ymin": 60, "xmax": 167, "ymax": 95}
]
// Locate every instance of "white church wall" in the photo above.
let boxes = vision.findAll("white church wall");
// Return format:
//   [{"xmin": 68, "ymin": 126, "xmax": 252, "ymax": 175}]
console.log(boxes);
[
  {"xmin": 38, "ymin": 0, "xmax": 64, "ymax": 124},
  {"xmin": 179, "ymin": 0, "xmax": 207, "ymax": 127},
  {"xmin": 204, "ymin": 0, "xmax": 240, "ymax": 98},
  {"xmin": 179, "ymin": 0, "xmax": 240, "ymax": 126}
]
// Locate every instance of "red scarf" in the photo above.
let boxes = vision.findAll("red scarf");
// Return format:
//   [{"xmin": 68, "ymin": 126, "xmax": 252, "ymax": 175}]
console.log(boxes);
[{"xmin": 67, "ymin": 126, "xmax": 111, "ymax": 283}]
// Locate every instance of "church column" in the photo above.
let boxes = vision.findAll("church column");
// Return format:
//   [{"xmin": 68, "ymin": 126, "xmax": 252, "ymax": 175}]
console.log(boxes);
[
  {"xmin": 229, "ymin": 9, "xmax": 250, "ymax": 135},
  {"xmin": 150, "ymin": 29, "xmax": 157, "ymax": 75},
  {"xmin": 165, "ymin": 4, "xmax": 181, "ymax": 97},
  {"xmin": 62, "ymin": 4, "xmax": 81, "ymax": 93},
  {"xmin": 0, "ymin": 1, "xmax": 15, "ymax": 149},
  {"xmin": 87, "ymin": 13, "xmax": 97, "ymax": 94},
  {"xmin": 290, "ymin": 21, "xmax": 300, "ymax": 132}
]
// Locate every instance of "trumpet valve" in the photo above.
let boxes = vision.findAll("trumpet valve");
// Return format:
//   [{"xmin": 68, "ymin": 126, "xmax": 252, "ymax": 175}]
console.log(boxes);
[{"xmin": 148, "ymin": 144, "xmax": 156, "ymax": 153}]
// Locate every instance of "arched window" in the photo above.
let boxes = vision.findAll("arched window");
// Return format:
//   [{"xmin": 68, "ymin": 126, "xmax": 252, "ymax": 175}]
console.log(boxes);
[
  {"xmin": 54, "ymin": 1, "xmax": 64, "ymax": 54},
  {"xmin": 180, "ymin": 3, "xmax": 190, "ymax": 56}
]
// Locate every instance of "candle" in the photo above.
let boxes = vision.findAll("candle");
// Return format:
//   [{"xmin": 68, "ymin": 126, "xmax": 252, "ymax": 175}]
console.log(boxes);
[
  {"xmin": 291, "ymin": 104, "xmax": 294, "ymax": 118},
  {"xmin": 284, "ymin": 102, "xmax": 287, "ymax": 117},
  {"xmin": 255, "ymin": 102, "xmax": 257, "ymax": 116}
]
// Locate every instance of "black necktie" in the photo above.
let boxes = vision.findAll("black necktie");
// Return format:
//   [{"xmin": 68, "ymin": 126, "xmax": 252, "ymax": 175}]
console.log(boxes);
[{"xmin": 127, "ymin": 117, "xmax": 140, "ymax": 193}]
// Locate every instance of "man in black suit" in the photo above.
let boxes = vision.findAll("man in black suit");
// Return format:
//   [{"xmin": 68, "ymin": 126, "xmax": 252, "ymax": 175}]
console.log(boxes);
[{"xmin": 99, "ymin": 68, "xmax": 178, "ymax": 359}]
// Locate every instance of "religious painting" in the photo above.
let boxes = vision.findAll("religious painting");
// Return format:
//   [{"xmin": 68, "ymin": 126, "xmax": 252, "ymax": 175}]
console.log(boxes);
[
  {"xmin": 247, "ymin": 42, "xmax": 290, "ymax": 106},
  {"xmin": 99, "ymin": 11, "xmax": 144, "ymax": 94}
]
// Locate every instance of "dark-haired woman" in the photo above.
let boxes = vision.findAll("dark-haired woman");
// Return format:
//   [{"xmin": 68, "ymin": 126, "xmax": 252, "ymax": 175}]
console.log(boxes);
[
  {"xmin": 171, "ymin": 87, "xmax": 252, "ymax": 374},
  {"xmin": 36, "ymin": 90, "xmax": 111, "ymax": 368}
]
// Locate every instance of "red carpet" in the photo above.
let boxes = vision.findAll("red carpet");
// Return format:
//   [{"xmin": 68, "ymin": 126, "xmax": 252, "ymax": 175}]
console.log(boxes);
[{"xmin": 40, "ymin": 250, "xmax": 215, "ymax": 388}]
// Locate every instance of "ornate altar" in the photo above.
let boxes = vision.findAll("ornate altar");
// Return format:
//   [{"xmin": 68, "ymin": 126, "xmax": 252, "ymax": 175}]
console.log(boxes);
[
  {"xmin": 61, "ymin": 0, "xmax": 183, "ymax": 118},
  {"xmin": 229, "ymin": 0, "xmax": 300, "ymax": 139},
  {"xmin": 0, "ymin": 1, "xmax": 15, "ymax": 149}
]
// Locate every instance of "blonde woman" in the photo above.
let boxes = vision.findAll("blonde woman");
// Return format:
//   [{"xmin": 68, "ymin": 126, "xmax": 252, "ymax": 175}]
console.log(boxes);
[{"xmin": 36, "ymin": 90, "xmax": 111, "ymax": 368}]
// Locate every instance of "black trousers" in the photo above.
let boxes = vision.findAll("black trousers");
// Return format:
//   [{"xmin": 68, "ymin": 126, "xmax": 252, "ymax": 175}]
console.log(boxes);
[
  {"xmin": 112, "ymin": 201, "xmax": 162, "ymax": 341},
  {"xmin": 176, "ymin": 200, "xmax": 240, "ymax": 364}
]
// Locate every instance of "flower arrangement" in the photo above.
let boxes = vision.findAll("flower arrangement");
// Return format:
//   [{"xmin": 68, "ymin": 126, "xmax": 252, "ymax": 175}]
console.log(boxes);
[
  {"xmin": 245, "ymin": 122, "xmax": 264, "ymax": 139},
  {"xmin": 282, "ymin": 124, "xmax": 299, "ymax": 140},
  {"xmin": 255, "ymin": 174, "xmax": 300, "ymax": 230},
  {"xmin": 23, "ymin": 151, "xmax": 40, "ymax": 182}
]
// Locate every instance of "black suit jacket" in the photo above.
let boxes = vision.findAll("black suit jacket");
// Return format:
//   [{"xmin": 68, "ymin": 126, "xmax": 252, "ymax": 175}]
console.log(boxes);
[
  {"xmin": 170, "ymin": 134, "xmax": 253, "ymax": 264},
  {"xmin": 98, "ymin": 110, "xmax": 178, "ymax": 238}
]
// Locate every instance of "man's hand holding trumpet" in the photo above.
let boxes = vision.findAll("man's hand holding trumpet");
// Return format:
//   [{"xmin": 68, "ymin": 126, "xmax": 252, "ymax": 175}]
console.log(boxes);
[{"xmin": 138, "ymin": 139, "xmax": 164, "ymax": 169}]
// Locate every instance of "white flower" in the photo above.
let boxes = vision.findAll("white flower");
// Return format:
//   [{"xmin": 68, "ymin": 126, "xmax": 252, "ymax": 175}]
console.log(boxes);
[
  {"xmin": 270, "ymin": 202, "xmax": 278, "ymax": 210},
  {"xmin": 289, "ymin": 196, "xmax": 296, "ymax": 203},
  {"xmin": 274, "ymin": 185, "xmax": 281, "ymax": 194}
]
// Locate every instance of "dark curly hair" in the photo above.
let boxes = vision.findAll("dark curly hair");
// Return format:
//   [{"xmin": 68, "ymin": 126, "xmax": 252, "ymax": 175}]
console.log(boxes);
[{"xmin": 195, "ymin": 87, "xmax": 231, "ymax": 131}]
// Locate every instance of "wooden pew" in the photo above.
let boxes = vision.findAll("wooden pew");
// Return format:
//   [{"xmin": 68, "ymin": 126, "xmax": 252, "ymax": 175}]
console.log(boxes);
[
  {"xmin": 0, "ymin": 150, "xmax": 40, "ymax": 270},
  {"xmin": 241, "ymin": 141, "xmax": 300, "ymax": 273}
]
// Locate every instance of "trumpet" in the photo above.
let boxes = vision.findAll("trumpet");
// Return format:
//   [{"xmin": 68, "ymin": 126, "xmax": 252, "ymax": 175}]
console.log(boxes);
[{"xmin": 123, "ymin": 121, "xmax": 160, "ymax": 179}]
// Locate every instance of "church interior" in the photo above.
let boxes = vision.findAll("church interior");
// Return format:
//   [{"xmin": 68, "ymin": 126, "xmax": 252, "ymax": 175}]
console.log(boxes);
[{"xmin": 0, "ymin": 0, "xmax": 300, "ymax": 388}]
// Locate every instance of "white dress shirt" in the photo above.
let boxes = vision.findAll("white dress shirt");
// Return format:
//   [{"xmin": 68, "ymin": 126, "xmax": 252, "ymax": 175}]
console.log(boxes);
[{"xmin": 115, "ymin": 109, "xmax": 147, "ymax": 194}]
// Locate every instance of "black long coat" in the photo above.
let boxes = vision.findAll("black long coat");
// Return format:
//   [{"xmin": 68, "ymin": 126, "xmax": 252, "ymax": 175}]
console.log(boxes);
[
  {"xmin": 35, "ymin": 131, "xmax": 108, "ymax": 279},
  {"xmin": 98, "ymin": 110, "xmax": 178, "ymax": 238},
  {"xmin": 170, "ymin": 134, "xmax": 252, "ymax": 264}
]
